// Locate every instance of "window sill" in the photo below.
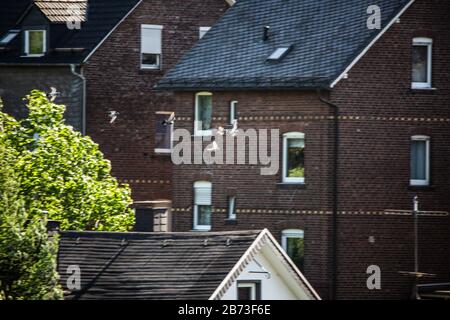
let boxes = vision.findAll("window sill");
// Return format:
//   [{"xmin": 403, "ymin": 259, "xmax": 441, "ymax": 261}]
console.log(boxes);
[
  {"xmin": 21, "ymin": 54, "xmax": 45, "ymax": 58},
  {"xmin": 139, "ymin": 68, "xmax": 163, "ymax": 75},
  {"xmin": 277, "ymin": 182, "xmax": 307, "ymax": 189},
  {"xmin": 191, "ymin": 228, "xmax": 211, "ymax": 232},
  {"xmin": 225, "ymin": 219, "xmax": 237, "ymax": 225},
  {"xmin": 408, "ymin": 185, "xmax": 435, "ymax": 191},
  {"xmin": 154, "ymin": 149, "xmax": 172, "ymax": 156},
  {"xmin": 410, "ymin": 86, "xmax": 437, "ymax": 93},
  {"xmin": 192, "ymin": 134, "xmax": 213, "ymax": 138}
]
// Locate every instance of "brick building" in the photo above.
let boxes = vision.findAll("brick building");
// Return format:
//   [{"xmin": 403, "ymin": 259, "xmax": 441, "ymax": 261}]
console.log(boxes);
[
  {"xmin": 157, "ymin": 0, "xmax": 450, "ymax": 299},
  {"xmin": 0, "ymin": 0, "xmax": 231, "ymax": 207}
]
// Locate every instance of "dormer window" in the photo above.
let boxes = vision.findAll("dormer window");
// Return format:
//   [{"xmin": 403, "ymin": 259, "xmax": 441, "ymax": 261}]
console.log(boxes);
[
  {"xmin": 0, "ymin": 30, "xmax": 20, "ymax": 45},
  {"xmin": 25, "ymin": 30, "xmax": 46, "ymax": 56}
]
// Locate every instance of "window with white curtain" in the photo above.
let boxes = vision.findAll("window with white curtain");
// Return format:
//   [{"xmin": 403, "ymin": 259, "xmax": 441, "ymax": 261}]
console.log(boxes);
[
  {"xmin": 193, "ymin": 181, "xmax": 212, "ymax": 230},
  {"xmin": 282, "ymin": 132, "xmax": 305, "ymax": 183},
  {"xmin": 410, "ymin": 135, "xmax": 430, "ymax": 186},
  {"xmin": 194, "ymin": 92, "xmax": 213, "ymax": 136},
  {"xmin": 141, "ymin": 24, "xmax": 162, "ymax": 69},
  {"xmin": 412, "ymin": 37, "xmax": 433, "ymax": 89}
]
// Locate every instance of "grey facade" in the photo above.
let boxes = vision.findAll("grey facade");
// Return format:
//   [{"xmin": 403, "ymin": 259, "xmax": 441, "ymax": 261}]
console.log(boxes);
[{"xmin": 0, "ymin": 65, "xmax": 84, "ymax": 131}]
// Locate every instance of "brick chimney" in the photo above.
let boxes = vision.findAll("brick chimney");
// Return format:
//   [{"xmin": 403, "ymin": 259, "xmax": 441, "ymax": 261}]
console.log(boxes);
[{"xmin": 131, "ymin": 200, "xmax": 172, "ymax": 232}]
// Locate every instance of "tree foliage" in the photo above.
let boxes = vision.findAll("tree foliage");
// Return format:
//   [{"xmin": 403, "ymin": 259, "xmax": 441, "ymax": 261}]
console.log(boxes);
[
  {"xmin": 0, "ymin": 90, "xmax": 134, "ymax": 231},
  {"xmin": 0, "ymin": 127, "xmax": 63, "ymax": 300}
]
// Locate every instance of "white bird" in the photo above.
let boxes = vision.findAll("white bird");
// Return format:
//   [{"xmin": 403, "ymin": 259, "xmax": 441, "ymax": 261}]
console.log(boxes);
[
  {"xmin": 47, "ymin": 87, "xmax": 60, "ymax": 102},
  {"xmin": 162, "ymin": 112, "xmax": 176, "ymax": 126},
  {"xmin": 216, "ymin": 126, "xmax": 225, "ymax": 136},
  {"xmin": 108, "ymin": 111, "xmax": 120, "ymax": 124},
  {"xmin": 227, "ymin": 119, "xmax": 239, "ymax": 137},
  {"xmin": 206, "ymin": 140, "xmax": 220, "ymax": 152}
]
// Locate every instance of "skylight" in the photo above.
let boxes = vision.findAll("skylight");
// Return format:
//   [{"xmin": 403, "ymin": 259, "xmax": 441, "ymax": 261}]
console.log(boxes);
[
  {"xmin": 0, "ymin": 30, "xmax": 20, "ymax": 45},
  {"xmin": 267, "ymin": 46, "xmax": 293, "ymax": 61}
]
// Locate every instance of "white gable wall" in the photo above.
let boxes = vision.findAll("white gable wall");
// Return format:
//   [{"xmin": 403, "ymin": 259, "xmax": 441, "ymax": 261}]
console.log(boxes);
[{"xmin": 221, "ymin": 250, "xmax": 300, "ymax": 300}]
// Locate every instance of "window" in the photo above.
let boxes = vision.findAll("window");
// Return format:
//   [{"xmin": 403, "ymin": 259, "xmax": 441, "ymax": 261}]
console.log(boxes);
[
  {"xmin": 227, "ymin": 196, "xmax": 236, "ymax": 220},
  {"xmin": 141, "ymin": 24, "xmax": 162, "ymax": 69},
  {"xmin": 194, "ymin": 92, "xmax": 213, "ymax": 136},
  {"xmin": 24, "ymin": 30, "xmax": 46, "ymax": 56},
  {"xmin": 282, "ymin": 132, "xmax": 305, "ymax": 183},
  {"xmin": 410, "ymin": 135, "xmax": 430, "ymax": 186},
  {"xmin": 237, "ymin": 281, "xmax": 260, "ymax": 300},
  {"xmin": 229, "ymin": 100, "xmax": 238, "ymax": 125},
  {"xmin": 155, "ymin": 112, "xmax": 174, "ymax": 153},
  {"xmin": 412, "ymin": 37, "xmax": 432, "ymax": 89},
  {"xmin": 0, "ymin": 30, "xmax": 20, "ymax": 45},
  {"xmin": 193, "ymin": 181, "xmax": 212, "ymax": 231},
  {"xmin": 199, "ymin": 27, "xmax": 211, "ymax": 39},
  {"xmin": 267, "ymin": 45, "xmax": 292, "ymax": 61},
  {"xmin": 282, "ymin": 229, "xmax": 305, "ymax": 271}
]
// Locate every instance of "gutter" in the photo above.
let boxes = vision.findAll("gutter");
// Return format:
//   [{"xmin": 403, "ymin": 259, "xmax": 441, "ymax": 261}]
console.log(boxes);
[
  {"xmin": 70, "ymin": 64, "xmax": 86, "ymax": 135},
  {"xmin": 317, "ymin": 89, "xmax": 339, "ymax": 300}
]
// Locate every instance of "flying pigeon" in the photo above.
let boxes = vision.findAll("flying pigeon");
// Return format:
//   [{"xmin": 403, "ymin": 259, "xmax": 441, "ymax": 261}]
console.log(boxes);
[
  {"xmin": 47, "ymin": 87, "xmax": 60, "ymax": 102},
  {"xmin": 162, "ymin": 112, "xmax": 176, "ymax": 126},
  {"xmin": 108, "ymin": 111, "xmax": 120, "ymax": 124}
]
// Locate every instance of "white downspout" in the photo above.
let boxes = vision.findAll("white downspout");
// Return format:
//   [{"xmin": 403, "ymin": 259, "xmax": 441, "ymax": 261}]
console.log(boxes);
[{"xmin": 70, "ymin": 64, "xmax": 86, "ymax": 135}]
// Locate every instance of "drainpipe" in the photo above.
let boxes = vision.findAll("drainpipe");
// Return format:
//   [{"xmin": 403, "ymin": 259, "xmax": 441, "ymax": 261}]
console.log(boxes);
[
  {"xmin": 70, "ymin": 64, "xmax": 86, "ymax": 135},
  {"xmin": 317, "ymin": 88, "xmax": 339, "ymax": 300}
]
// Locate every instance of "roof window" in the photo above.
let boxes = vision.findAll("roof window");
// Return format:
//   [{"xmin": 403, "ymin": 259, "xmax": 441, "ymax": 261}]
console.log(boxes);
[
  {"xmin": 0, "ymin": 30, "xmax": 20, "ymax": 45},
  {"xmin": 267, "ymin": 45, "xmax": 293, "ymax": 61}
]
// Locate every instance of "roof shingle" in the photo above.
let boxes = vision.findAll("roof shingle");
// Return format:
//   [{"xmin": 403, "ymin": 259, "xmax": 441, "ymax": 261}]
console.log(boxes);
[
  {"xmin": 58, "ymin": 230, "xmax": 261, "ymax": 300},
  {"xmin": 157, "ymin": 0, "xmax": 411, "ymax": 90},
  {"xmin": 0, "ymin": 0, "xmax": 141, "ymax": 64}
]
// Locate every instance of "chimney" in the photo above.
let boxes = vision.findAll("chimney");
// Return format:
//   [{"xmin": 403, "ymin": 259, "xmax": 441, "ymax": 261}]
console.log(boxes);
[
  {"xmin": 132, "ymin": 201, "xmax": 172, "ymax": 232},
  {"xmin": 263, "ymin": 26, "xmax": 270, "ymax": 41}
]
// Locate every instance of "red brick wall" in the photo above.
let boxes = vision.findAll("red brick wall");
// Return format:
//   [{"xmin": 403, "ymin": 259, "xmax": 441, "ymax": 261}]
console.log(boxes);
[
  {"xmin": 83, "ymin": 0, "xmax": 228, "ymax": 201},
  {"xmin": 331, "ymin": 0, "xmax": 450, "ymax": 299},
  {"xmin": 171, "ymin": 90, "xmax": 335, "ymax": 298},
  {"xmin": 170, "ymin": 0, "xmax": 450, "ymax": 299}
]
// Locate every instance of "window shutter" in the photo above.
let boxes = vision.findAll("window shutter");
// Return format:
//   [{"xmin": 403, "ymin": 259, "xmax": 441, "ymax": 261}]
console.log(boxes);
[
  {"xmin": 141, "ymin": 26, "xmax": 162, "ymax": 54},
  {"xmin": 195, "ymin": 186, "xmax": 211, "ymax": 205}
]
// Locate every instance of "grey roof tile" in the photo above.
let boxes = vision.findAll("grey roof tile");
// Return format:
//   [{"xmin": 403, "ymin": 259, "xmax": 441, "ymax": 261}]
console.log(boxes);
[
  {"xmin": 0, "ymin": 0, "xmax": 141, "ymax": 64},
  {"xmin": 58, "ymin": 230, "xmax": 261, "ymax": 300},
  {"xmin": 157, "ymin": 0, "xmax": 411, "ymax": 90}
]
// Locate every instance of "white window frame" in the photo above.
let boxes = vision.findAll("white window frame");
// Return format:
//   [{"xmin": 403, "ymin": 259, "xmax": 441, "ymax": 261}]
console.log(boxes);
[
  {"xmin": 237, "ymin": 282, "xmax": 257, "ymax": 300},
  {"xmin": 141, "ymin": 24, "xmax": 163, "ymax": 70},
  {"xmin": 229, "ymin": 100, "xmax": 238, "ymax": 125},
  {"xmin": 227, "ymin": 196, "xmax": 236, "ymax": 220},
  {"xmin": 410, "ymin": 135, "xmax": 430, "ymax": 186},
  {"xmin": 193, "ymin": 181, "xmax": 212, "ymax": 231},
  {"xmin": 194, "ymin": 92, "xmax": 213, "ymax": 136},
  {"xmin": 24, "ymin": 30, "xmax": 46, "ymax": 57},
  {"xmin": 412, "ymin": 37, "xmax": 433, "ymax": 89},
  {"xmin": 154, "ymin": 111, "xmax": 174, "ymax": 154},
  {"xmin": 281, "ymin": 229, "xmax": 304, "ymax": 252},
  {"xmin": 282, "ymin": 132, "xmax": 305, "ymax": 184},
  {"xmin": 199, "ymin": 27, "xmax": 211, "ymax": 39}
]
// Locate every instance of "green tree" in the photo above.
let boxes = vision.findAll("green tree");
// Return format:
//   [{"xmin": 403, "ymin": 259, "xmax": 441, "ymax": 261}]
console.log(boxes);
[
  {"xmin": 0, "ymin": 90, "xmax": 134, "ymax": 231},
  {"xmin": 0, "ymin": 130, "xmax": 63, "ymax": 300}
]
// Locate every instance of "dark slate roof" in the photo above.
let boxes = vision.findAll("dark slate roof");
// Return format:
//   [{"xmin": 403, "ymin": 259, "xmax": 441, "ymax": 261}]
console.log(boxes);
[
  {"xmin": 58, "ymin": 230, "xmax": 261, "ymax": 300},
  {"xmin": 0, "ymin": 0, "xmax": 141, "ymax": 64},
  {"xmin": 157, "ymin": 0, "xmax": 411, "ymax": 90}
]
